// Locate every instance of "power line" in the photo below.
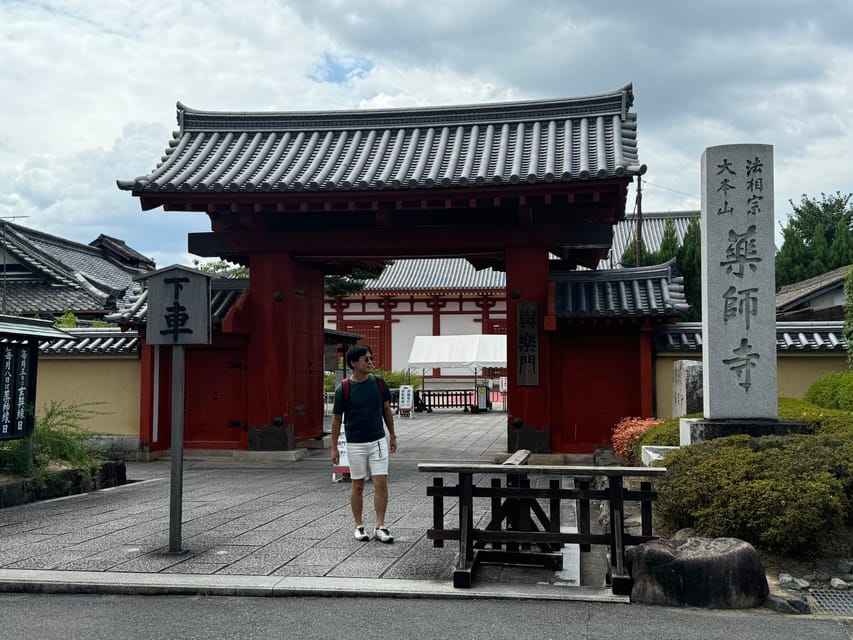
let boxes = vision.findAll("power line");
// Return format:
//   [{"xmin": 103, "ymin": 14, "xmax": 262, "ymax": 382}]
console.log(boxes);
[{"xmin": 641, "ymin": 180, "xmax": 701, "ymax": 201}]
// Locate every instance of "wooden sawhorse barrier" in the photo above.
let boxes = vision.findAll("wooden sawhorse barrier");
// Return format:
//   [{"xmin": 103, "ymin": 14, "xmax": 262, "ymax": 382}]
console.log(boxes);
[{"xmin": 419, "ymin": 456, "xmax": 666, "ymax": 594}]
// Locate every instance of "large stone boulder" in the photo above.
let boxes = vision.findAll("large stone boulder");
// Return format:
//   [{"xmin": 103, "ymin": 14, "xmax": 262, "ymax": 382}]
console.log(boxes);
[{"xmin": 626, "ymin": 537, "xmax": 768, "ymax": 608}]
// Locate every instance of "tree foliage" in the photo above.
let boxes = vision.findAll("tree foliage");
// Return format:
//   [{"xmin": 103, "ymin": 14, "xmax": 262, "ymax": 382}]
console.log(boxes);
[
  {"xmin": 776, "ymin": 192, "xmax": 853, "ymax": 289},
  {"xmin": 191, "ymin": 259, "xmax": 374, "ymax": 298},
  {"xmin": 620, "ymin": 217, "xmax": 701, "ymax": 321},
  {"xmin": 325, "ymin": 275, "xmax": 370, "ymax": 298},
  {"xmin": 845, "ymin": 266, "xmax": 853, "ymax": 368},
  {"xmin": 192, "ymin": 259, "xmax": 249, "ymax": 278},
  {"xmin": 675, "ymin": 218, "xmax": 702, "ymax": 322}
]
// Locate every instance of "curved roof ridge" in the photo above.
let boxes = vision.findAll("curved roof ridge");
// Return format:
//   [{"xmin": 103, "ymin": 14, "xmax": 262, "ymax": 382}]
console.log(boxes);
[
  {"xmin": 175, "ymin": 84, "xmax": 634, "ymax": 131},
  {"xmin": 553, "ymin": 258, "xmax": 678, "ymax": 282}
]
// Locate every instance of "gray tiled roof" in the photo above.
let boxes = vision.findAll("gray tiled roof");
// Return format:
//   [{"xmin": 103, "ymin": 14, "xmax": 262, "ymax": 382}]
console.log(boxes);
[
  {"xmin": 599, "ymin": 210, "xmax": 699, "ymax": 269},
  {"xmin": 40, "ymin": 328, "xmax": 140, "ymax": 356},
  {"xmin": 117, "ymin": 84, "xmax": 645, "ymax": 194},
  {"xmin": 776, "ymin": 264, "xmax": 851, "ymax": 311},
  {"xmin": 2, "ymin": 283, "xmax": 107, "ymax": 315},
  {"xmin": 552, "ymin": 260, "xmax": 689, "ymax": 318},
  {"xmin": 0, "ymin": 222, "xmax": 155, "ymax": 317},
  {"xmin": 653, "ymin": 321, "xmax": 849, "ymax": 353},
  {"xmin": 362, "ymin": 259, "xmax": 505, "ymax": 292},
  {"xmin": 107, "ymin": 278, "xmax": 247, "ymax": 326}
]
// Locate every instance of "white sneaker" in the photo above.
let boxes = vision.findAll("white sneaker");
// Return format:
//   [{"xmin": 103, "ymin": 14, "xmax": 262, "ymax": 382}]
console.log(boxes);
[
  {"xmin": 373, "ymin": 527, "xmax": 394, "ymax": 543},
  {"xmin": 354, "ymin": 525, "xmax": 371, "ymax": 541}
]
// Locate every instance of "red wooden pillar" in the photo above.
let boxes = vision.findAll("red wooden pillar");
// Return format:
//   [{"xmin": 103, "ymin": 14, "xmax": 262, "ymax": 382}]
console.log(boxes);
[
  {"xmin": 246, "ymin": 252, "xmax": 325, "ymax": 444},
  {"xmin": 505, "ymin": 246, "xmax": 552, "ymax": 440},
  {"xmin": 378, "ymin": 297, "xmax": 397, "ymax": 367},
  {"xmin": 639, "ymin": 322, "xmax": 654, "ymax": 417},
  {"xmin": 138, "ymin": 340, "xmax": 155, "ymax": 455},
  {"xmin": 426, "ymin": 297, "xmax": 446, "ymax": 376}
]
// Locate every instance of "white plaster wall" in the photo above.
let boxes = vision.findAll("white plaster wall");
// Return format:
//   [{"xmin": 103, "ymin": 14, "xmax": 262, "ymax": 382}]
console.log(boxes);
[
  {"xmin": 811, "ymin": 288, "xmax": 846, "ymax": 310},
  {"xmin": 392, "ymin": 315, "xmax": 433, "ymax": 372}
]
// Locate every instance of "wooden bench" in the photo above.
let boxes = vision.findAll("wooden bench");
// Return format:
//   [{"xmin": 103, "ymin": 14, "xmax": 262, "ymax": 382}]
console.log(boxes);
[{"xmin": 419, "ymin": 460, "xmax": 666, "ymax": 593}]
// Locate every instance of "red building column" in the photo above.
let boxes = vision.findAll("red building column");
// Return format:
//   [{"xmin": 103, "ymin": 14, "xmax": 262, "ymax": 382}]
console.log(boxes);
[
  {"xmin": 639, "ymin": 322, "xmax": 654, "ymax": 417},
  {"xmin": 505, "ymin": 247, "xmax": 551, "ymax": 439},
  {"xmin": 138, "ymin": 340, "xmax": 156, "ymax": 455},
  {"xmin": 426, "ymin": 297, "xmax": 446, "ymax": 376},
  {"xmin": 245, "ymin": 252, "xmax": 325, "ymax": 444}
]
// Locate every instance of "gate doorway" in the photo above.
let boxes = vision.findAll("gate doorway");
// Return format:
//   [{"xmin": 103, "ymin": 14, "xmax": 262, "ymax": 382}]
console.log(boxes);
[{"xmin": 184, "ymin": 347, "xmax": 244, "ymax": 449}]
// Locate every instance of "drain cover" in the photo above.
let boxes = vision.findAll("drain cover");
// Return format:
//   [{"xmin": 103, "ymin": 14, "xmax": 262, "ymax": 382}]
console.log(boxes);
[{"xmin": 811, "ymin": 590, "xmax": 853, "ymax": 615}]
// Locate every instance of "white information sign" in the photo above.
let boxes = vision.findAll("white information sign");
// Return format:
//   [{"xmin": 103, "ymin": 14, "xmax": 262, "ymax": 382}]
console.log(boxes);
[
  {"xmin": 332, "ymin": 429, "xmax": 349, "ymax": 482},
  {"xmin": 499, "ymin": 376, "xmax": 508, "ymax": 393},
  {"xmin": 398, "ymin": 384, "xmax": 414, "ymax": 418}
]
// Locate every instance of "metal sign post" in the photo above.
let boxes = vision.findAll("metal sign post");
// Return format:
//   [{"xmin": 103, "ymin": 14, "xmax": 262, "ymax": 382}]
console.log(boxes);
[{"xmin": 138, "ymin": 265, "xmax": 212, "ymax": 553}]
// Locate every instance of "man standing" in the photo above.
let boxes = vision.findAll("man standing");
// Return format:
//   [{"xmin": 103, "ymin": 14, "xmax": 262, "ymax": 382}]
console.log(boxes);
[{"xmin": 331, "ymin": 345, "xmax": 397, "ymax": 543}]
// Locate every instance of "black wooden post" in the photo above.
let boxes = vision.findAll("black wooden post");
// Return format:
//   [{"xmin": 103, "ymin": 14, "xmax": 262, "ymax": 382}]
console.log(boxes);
[
  {"xmin": 577, "ymin": 478, "xmax": 591, "ymax": 552},
  {"xmin": 641, "ymin": 480, "xmax": 653, "ymax": 537},
  {"xmin": 432, "ymin": 477, "xmax": 444, "ymax": 548}
]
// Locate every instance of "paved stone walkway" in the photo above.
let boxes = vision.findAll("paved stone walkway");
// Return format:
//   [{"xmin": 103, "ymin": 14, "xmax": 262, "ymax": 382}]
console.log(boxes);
[{"xmin": 0, "ymin": 410, "xmax": 612, "ymax": 600}]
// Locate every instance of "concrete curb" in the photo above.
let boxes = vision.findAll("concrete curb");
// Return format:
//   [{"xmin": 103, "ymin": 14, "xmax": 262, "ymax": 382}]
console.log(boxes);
[{"xmin": 0, "ymin": 569, "xmax": 628, "ymax": 602}]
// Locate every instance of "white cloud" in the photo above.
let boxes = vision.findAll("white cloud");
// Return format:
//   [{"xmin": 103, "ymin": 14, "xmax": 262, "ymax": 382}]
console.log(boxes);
[{"xmin": 0, "ymin": 0, "xmax": 851, "ymax": 265}]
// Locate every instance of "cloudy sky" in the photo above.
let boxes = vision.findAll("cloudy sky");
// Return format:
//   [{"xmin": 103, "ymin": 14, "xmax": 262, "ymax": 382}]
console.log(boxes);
[{"xmin": 2, "ymin": 0, "xmax": 851, "ymax": 267}]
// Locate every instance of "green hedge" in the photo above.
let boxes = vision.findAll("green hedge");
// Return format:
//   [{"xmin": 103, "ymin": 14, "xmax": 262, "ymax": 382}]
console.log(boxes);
[
  {"xmin": 639, "ymin": 396, "xmax": 853, "ymax": 557},
  {"xmin": 324, "ymin": 369, "xmax": 424, "ymax": 392},
  {"xmin": 805, "ymin": 371, "xmax": 853, "ymax": 412},
  {"xmin": 654, "ymin": 434, "xmax": 848, "ymax": 557}
]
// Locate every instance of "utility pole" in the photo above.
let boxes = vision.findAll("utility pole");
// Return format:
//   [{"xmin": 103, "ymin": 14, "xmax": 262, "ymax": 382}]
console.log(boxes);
[{"xmin": 635, "ymin": 177, "xmax": 643, "ymax": 267}]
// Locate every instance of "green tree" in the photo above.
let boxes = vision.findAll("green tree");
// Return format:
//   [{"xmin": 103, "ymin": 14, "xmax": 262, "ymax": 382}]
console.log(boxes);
[
  {"xmin": 192, "ymin": 259, "xmax": 249, "ymax": 278},
  {"xmin": 655, "ymin": 218, "xmax": 680, "ymax": 264},
  {"xmin": 620, "ymin": 236, "xmax": 653, "ymax": 268},
  {"xmin": 845, "ymin": 266, "xmax": 853, "ymax": 368},
  {"xmin": 676, "ymin": 218, "xmax": 702, "ymax": 322},
  {"xmin": 621, "ymin": 218, "xmax": 701, "ymax": 321},
  {"xmin": 191, "ymin": 258, "xmax": 375, "ymax": 298},
  {"xmin": 776, "ymin": 192, "xmax": 853, "ymax": 288},
  {"xmin": 325, "ymin": 274, "xmax": 370, "ymax": 298}
]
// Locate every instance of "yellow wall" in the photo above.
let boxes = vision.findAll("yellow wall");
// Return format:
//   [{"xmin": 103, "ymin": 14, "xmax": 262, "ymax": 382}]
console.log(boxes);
[
  {"xmin": 655, "ymin": 353, "xmax": 849, "ymax": 419},
  {"xmin": 35, "ymin": 356, "xmax": 140, "ymax": 436}
]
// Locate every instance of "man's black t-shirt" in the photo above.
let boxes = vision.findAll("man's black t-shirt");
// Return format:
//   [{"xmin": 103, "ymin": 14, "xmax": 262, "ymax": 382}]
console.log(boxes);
[{"xmin": 332, "ymin": 374, "xmax": 391, "ymax": 443}]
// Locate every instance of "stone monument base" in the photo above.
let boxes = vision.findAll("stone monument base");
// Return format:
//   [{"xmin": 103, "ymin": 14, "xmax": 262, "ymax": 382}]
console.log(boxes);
[{"xmin": 680, "ymin": 418, "xmax": 807, "ymax": 446}]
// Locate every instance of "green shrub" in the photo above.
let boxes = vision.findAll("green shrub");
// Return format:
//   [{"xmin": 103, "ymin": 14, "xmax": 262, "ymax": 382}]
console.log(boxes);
[
  {"xmin": 778, "ymin": 396, "xmax": 853, "ymax": 435},
  {"xmin": 633, "ymin": 414, "xmax": 696, "ymax": 461},
  {"xmin": 325, "ymin": 369, "xmax": 424, "ymax": 391},
  {"xmin": 655, "ymin": 434, "xmax": 848, "ymax": 557},
  {"xmin": 0, "ymin": 401, "xmax": 104, "ymax": 477},
  {"xmin": 612, "ymin": 417, "xmax": 664, "ymax": 464},
  {"xmin": 324, "ymin": 372, "xmax": 336, "ymax": 392},
  {"xmin": 805, "ymin": 371, "xmax": 853, "ymax": 411},
  {"xmin": 372, "ymin": 368, "xmax": 423, "ymax": 389}
]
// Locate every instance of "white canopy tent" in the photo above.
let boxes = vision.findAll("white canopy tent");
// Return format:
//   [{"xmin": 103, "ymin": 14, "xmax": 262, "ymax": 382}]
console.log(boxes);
[{"xmin": 407, "ymin": 334, "xmax": 507, "ymax": 370}]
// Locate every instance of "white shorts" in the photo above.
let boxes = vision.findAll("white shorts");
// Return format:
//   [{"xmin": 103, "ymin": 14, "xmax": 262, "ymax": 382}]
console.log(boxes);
[{"xmin": 346, "ymin": 437, "xmax": 389, "ymax": 480}]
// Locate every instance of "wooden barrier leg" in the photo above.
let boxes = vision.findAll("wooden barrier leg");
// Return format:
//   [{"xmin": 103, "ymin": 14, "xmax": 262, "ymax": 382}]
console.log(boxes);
[
  {"xmin": 519, "ymin": 475, "xmax": 531, "ymax": 551},
  {"xmin": 578, "ymin": 479, "xmax": 591, "ymax": 553},
  {"xmin": 641, "ymin": 481, "xmax": 653, "ymax": 536},
  {"xmin": 432, "ymin": 477, "xmax": 444, "ymax": 548},
  {"xmin": 453, "ymin": 472, "xmax": 476, "ymax": 588},
  {"xmin": 549, "ymin": 479, "xmax": 561, "ymax": 552},
  {"xmin": 489, "ymin": 477, "xmax": 502, "ymax": 550},
  {"xmin": 608, "ymin": 476, "xmax": 631, "ymax": 595}
]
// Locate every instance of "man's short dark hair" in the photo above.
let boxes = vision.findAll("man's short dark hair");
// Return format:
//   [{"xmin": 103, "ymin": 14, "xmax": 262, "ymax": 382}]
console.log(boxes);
[{"xmin": 346, "ymin": 344, "xmax": 373, "ymax": 369}]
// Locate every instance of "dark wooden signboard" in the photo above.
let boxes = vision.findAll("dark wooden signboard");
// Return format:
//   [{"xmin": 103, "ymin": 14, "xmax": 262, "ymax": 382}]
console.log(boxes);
[{"xmin": 0, "ymin": 342, "xmax": 37, "ymax": 441}]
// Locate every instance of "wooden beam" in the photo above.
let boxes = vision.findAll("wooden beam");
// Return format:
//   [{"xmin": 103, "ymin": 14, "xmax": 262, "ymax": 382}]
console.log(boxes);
[{"xmin": 188, "ymin": 223, "xmax": 609, "ymax": 258}]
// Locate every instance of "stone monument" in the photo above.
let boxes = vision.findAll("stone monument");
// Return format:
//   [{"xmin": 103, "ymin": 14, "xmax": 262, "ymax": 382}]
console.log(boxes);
[{"xmin": 681, "ymin": 144, "xmax": 804, "ymax": 444}]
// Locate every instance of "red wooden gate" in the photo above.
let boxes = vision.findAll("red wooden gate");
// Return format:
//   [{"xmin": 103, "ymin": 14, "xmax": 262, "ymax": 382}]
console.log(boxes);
[
  {"xmin": 554, "ymin": 331, "xmax": 640, "ymax": 452},
  {"xmin": 184, "ymin": 347, "xmax": 244, "ymax": 449}
]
